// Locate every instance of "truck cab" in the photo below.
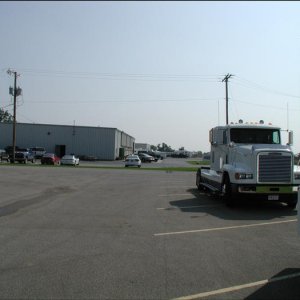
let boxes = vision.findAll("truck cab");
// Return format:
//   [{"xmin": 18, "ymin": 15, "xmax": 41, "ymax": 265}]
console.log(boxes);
[{"xmin": 197, "ymin": 120, "xmax": 300, "ymax": 207}]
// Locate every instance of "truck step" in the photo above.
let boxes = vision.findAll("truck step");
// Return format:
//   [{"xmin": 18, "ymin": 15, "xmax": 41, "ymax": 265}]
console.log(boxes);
[{"xmin": 200, "ymin": 182, "xmax": 220, "ymax": 194}]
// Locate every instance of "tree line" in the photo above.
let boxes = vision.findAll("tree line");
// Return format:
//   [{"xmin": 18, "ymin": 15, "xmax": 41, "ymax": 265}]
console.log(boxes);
[{"xmin": 0, "ymin": 109, "xmax": 13, "ymax": 123}]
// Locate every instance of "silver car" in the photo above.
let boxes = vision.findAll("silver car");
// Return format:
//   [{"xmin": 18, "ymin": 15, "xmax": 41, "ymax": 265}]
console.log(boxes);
[
  {"xmin": 60, "ymin": 155, "xmax": 80, "ymax": 166},
  {"xmin": 125, "ymin": 155, "xmax": 141, "ymax": 168}
]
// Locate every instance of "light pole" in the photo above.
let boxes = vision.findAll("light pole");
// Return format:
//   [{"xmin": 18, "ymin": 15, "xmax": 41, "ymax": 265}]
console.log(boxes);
[
  {"xmin": 222, "ymin": 74, "xmax": 233, "ymax": 125},
  {"xmin": 7, "ymin": 69, "xmax": 21, "ymax": 163}
]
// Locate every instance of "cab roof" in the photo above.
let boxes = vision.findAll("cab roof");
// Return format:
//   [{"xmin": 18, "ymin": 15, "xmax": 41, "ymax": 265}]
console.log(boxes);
[{"xmin": 214, "ymin": 123, "xmax": 281, "ymax": 130}]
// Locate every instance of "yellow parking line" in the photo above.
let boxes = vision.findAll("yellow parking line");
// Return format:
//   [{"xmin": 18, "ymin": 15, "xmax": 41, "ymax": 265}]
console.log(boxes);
[
  {"xmin": 173, "ymin": 271, "xmax": 300, "ymax": 300},
  {"xmin": 154, "ymin": 219, "xmax": 297, "ymax": 236}
]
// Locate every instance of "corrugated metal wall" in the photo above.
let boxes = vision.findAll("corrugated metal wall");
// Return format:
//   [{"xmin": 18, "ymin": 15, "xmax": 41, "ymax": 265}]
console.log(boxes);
[
  {"xmin": 0, "ymin": 123, "xmax": 135, "ymax": 160},
  {"xmin": 113, "ymin": 130, "xmax": 135, "ymax": 158}
]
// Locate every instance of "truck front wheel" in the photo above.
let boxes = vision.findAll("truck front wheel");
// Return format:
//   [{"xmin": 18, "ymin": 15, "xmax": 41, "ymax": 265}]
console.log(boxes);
[
  {"xmin": 286, "ymin": 200, "xmax": 297, "ymax": 209},
  {"xmin": 196, "ymin": 172, "xmax": 204, "ymax": 191},
  {"xmin": 223, "ymin": 175, "xmax": 235, "ymax": 207}
]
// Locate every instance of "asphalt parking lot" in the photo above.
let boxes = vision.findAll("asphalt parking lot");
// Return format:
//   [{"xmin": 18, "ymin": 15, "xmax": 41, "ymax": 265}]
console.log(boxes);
[{"xmin": 0, "ymin": 164, "xmax": 300, "ymax": 299}]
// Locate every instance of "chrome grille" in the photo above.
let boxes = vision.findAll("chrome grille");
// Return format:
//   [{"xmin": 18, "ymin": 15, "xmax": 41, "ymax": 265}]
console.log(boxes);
[{"xmin": 258, "ymin": 153, "xmax": 292, "ymax": 183}]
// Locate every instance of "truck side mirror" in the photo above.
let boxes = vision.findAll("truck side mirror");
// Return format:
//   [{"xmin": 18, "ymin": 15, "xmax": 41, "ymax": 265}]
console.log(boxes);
[{"xmin": 287, "ymin": 131, "xmax": 293, "ymax": 146}]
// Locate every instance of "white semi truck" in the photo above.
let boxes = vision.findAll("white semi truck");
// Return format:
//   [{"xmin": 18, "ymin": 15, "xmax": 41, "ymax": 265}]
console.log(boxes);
[{"xmin": 196, "ymin": 120, "xmax": 300, "ymax": 207}]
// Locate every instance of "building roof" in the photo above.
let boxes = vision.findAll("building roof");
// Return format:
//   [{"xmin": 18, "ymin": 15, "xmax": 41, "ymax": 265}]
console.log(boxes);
[{"xmin": 3, "ymin": 122, "xmax": 135, "ymax": 139}]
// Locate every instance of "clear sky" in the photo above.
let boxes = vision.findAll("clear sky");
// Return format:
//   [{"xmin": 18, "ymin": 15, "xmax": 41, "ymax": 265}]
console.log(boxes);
[{"xmin": 1, "ymin": 1, "xmax": 300, "ymax": 153}]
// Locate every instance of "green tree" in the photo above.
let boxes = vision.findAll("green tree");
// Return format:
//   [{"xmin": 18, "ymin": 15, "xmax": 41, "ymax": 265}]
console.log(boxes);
[
  {"xmin": 0, "ymin": 108, "xmax": 13, "ymax": 123},
  {"xmin": 157, "ymin": 142, "xmax": 174, "ymax": 152},
  {"xmin": 150, "ymin": 145, "xmax": 157, "ymax": 151}
]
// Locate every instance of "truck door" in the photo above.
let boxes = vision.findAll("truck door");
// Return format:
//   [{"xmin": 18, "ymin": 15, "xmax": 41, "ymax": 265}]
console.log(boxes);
[{"xmin": 211, "ymin": 128, "xmax": 228, "ymax": 172}]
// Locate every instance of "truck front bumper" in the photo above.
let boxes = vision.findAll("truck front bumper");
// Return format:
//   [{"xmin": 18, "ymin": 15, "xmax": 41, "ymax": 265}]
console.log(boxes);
[{"xmin": 231, "ymin": 184, "xmax": 298, "ymax": 202}]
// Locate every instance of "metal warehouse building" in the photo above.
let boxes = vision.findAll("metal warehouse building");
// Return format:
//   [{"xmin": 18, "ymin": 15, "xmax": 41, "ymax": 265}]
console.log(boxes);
[{"xmin": 0, "ymin": 122, "xmax": 135, "ymax": 160}]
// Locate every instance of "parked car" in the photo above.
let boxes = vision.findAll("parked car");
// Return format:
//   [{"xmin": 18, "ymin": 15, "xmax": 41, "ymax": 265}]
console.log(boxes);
[
  {"xmin": 29, "ymin": 147, "xmax": 46, "ymax": 158},
  {"xmin": 138, "ymin": 153, "xmax": 155, "ymax": 163},
  {"xmin": 78, "ymin": 155, "xmax": 98, "ymax": 161},
  {"xmin": 60, "ymin": 155, "xmax": 80, "ymax": 166},
  {"xmin": 5, "ymin": 145, "xmax": 21, "ymax": 156},
  {"xmin": 0, "ymin": 149, "xmax": 10, "ymax": 162},
  {"xmin": 125, "ymin": 155, "xmax": 141, "ymax": 168},
  {"xmin": 137, "ymin": 151, "xmax": 163, "ymax": 161},
  {"xmin": 14, "ymin": 151, "xmax": 35, "ymax": 164},
  {"xmin": 41, "ymin": 153, "xmax": 60, "ymax": 165}
]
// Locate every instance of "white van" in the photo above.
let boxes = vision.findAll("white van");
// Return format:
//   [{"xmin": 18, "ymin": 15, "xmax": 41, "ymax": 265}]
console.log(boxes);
[{"xmin": 29, "ymin": 147, "xmax": 46, "ymax": 158}]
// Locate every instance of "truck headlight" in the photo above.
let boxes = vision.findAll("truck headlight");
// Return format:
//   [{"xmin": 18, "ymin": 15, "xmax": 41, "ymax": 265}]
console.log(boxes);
[{"xmin": 235, "ymin": 173, "xmax": 253, "ymax": 180}]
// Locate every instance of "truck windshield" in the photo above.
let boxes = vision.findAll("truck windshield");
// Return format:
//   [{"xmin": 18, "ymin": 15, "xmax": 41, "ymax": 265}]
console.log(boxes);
[{"xmin": 230, "ymin": 128, "xmax": 280, "ymax": 144}]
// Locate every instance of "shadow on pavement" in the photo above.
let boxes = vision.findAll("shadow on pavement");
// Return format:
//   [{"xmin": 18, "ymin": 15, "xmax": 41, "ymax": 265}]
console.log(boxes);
[
  {"xmin": 245, "ymin": 268, "xmax": 300, "ymax": 300},
  {"xmin": 169, "ymin": 188, "xmax": 297, "ymax": 221}
]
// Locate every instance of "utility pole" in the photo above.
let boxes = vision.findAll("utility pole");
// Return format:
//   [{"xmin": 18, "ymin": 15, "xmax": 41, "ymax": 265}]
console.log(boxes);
[
  {"xmin": 7, "ymin": 69, "xmax": 21, "ymax": 163},
  {"xmin": 222, "ymin": 73, "xmax": 233, "ymax": 125}
]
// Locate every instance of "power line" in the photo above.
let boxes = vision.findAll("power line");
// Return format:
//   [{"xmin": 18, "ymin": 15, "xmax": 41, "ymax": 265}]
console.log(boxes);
[
  {"xmin": 234, "ymin": 76, "xmax": 300, "ymax": 99},
  {"xmin": 24, "ymin": 97, "xmax": 221, "ymax": 104},
  {"xmin": 232, "ymin": 98, "xmax": 300, "ymax": 111},
  {"xmin": 7, "ymin": 68, "xmax": 223, "ymax": 82}
]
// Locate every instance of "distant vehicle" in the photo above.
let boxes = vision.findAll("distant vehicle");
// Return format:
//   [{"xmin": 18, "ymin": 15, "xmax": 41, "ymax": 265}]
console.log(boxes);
[
  {"xmin": 0, "ymin": 149, "xmax": 10, "ymax": 162},
  {"xmin": 5, "ymin": 145, "xmax": 21, "ymax": 156},
  {"xmin": 78, "ymin": 155, "xmax": 98, "ymax": 161},
  {"xmin": 149, "ymin": 151, "xmax": 164, "ymax": 160},
  {"xmin": 14, "ymin": 151, "xmax": 35, "ymax": 164},
  {"xmin": 41, "ymin": 153, "xmax": 60, "ymax": 165},
  {"xmin": 60, "ymin": 155, "xmax": 80, "ymax": 166},
  {"xmin": 138, "ymin": 151, "xmax": 163, "ymax": 161},
  {"xmin": 138, "ymin": 153, "xmax": 155, "ymax": 163},
  {"xmin": 29, "ymin": 147, "xmax": 46, "ymax": 158},
  {"xmin": 125, "ymin": 155, "xmax": 141, "ymax": 168},
  {"xmin": 171, "ymin": 153, "xmax": 189, "ymax": 158}
]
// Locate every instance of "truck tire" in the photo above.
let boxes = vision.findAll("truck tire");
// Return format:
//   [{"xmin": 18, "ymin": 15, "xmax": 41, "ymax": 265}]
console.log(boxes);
[
  {"xmin": 223, "ymin": 175, "xmax": 235, "ymax": 207},
  {"xmin": 286, "ymin": 200, "xmax": 297, "ymax": 209},
  {"xmin": 196, "ymin": 171, "xmax": 204, "ymax": 191}
]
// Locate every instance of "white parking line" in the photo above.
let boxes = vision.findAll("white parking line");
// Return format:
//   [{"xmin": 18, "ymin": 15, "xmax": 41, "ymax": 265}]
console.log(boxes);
[
  {"xmin": 172, "ymin": 271, "xmax": 300, "ymax": 300},
  {"xmin": 162, "ymin": 186, "xmax": 196, "ymax": 188},
  {"xmin": 157, "ymin": 204, "xmax": 220, "ymax": 210},
  {"xmin": 154, "ymin": 219, "xmax": 297, "ymax": 236},
  {"xmin": 160, "ymin": 181, "xmax": 190, "ymax": 183},
  {"xmin": 158, "ymin": 193, "xmax": 194, "ymax": 197}
]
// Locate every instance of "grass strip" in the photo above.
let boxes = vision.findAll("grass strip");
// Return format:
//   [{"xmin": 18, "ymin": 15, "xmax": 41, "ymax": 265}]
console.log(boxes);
[
  {"xmin": 0, "ymin": 163, "xmax": 198, "ymax": 172},
  {"xmin": 186, "ymin": 160, "xmax": 210, "ymax": 166}
]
